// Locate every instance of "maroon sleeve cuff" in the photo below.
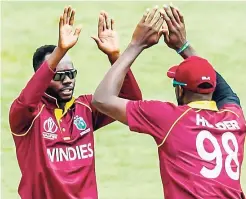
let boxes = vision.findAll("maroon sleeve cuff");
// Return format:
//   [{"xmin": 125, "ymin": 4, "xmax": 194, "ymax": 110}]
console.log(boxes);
[
  {"xmin": 126, "ymin": 100, "xmax": 141, "ymax": 133},
  {"xmin": 118, "ymin": 70, "xmax": 142, "ymax": 100}
]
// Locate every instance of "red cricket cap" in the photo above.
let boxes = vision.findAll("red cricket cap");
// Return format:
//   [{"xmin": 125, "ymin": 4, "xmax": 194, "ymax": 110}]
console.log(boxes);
[{"xmin": 167, "ymin": 56, "xmax": 216, "ymax": 94}]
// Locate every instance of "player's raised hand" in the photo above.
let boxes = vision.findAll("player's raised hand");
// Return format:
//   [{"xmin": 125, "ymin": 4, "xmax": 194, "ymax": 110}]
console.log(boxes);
[
  {"xmin": 91, "ymin": 11, "xmax": 120, "ymax": 56},
  {"xmin": 131, "ymin": 6, "xmax": 165, "ymax": 49},
  {"xmin": 162, "ymin": 4, "xmax": 186, "ymax": 50},
  {"xmin": 58, "ymin": 6, "xmax": 82, "ymax": 50}
]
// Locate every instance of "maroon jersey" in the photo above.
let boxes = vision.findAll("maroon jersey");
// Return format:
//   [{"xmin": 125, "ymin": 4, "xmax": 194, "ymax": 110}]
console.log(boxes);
[
  {"xmin": 9, "ymin": 61, "xmax": 142, "ymax": 199},
  {"xmin": 126, "ymin": 100, "xmax": 245, "ymax": 199}
]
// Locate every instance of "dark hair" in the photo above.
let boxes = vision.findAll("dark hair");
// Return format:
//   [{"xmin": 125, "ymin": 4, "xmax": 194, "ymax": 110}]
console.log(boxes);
[{"xmin": 32, "ymin": 45, "xmax": 56, "ymax": 71}]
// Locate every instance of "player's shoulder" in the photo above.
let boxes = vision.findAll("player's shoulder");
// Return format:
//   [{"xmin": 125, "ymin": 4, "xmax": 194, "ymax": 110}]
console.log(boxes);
[
  {"xmin": 128, "ymin": 100, "xmax": 188, "ymax": 114},
  {"xmin": 75, "ymin": 94, "xmax": 93, "ymax": 111},
  {"xmin": 219, "ymin": 103, "xmax": 244, "ymax": 118}
]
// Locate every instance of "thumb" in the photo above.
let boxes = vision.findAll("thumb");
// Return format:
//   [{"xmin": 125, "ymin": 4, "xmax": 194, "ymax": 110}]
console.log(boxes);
[
  {"xmin": 91, "ymin": 36, "xmax": 101, "ymax": 46},
  {"xmin": 161, "ymin": 28, "xmax": 169, "ymax": 43}
]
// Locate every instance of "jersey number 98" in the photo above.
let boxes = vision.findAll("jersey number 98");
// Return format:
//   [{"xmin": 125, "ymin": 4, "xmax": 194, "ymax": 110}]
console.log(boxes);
[{"xmin": 196, "ymin": 130, "xmax": 239, "ymax": 180}]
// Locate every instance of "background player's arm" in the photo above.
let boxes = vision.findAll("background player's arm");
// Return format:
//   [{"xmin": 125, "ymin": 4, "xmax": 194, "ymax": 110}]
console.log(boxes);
[
  {"xmin": 9, "ymin": 7, "xmax": 82, "ymax": 134},
  {"xmin": 162, "ymin": 5, "xmax": 240, "ymax": 108},
  {"xmin": 91, "ymin": 11, "xmax": 142, "ymax": 130},
  {"xmin": 212, "ymin": 73, "xmax": 240, "ymax": 108},
  {"xmin": 92, "ymin": 7, "xmax": 165, "ymax": 124}
]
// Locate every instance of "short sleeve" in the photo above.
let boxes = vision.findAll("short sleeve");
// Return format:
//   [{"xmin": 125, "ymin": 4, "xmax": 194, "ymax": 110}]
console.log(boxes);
[{"xmin": 126, "ymin": 100, "xmax": 177, "ymax": 144}]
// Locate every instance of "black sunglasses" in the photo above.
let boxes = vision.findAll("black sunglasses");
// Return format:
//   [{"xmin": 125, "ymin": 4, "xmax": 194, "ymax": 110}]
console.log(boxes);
[{"xmin": 53, "ymin": 69, "xmax": 77, "ymax": 81}]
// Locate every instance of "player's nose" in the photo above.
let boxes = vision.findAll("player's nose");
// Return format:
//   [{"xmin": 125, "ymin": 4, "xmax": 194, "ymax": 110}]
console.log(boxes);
[{"xmin": 62, "ymin": 75, "xmax": 73, "ymax": 84}]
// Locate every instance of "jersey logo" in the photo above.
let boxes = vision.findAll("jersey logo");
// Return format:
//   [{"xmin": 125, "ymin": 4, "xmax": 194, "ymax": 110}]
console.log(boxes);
[
  {"xmin": 44, "ymin": 117, "xmax": 58, "ymax": 133},
  {"xmin": 74, "ymin": 115, "xmax": 87, "ymax": 130},
  {"xmin": 43, "ymin": 117, "xmax": 58, "ymax": 140}
]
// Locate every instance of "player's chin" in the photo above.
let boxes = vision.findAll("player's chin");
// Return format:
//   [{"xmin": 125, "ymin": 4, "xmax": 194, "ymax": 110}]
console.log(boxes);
[
  {"xmin": 59, "ymin": 90, "xmax": 74, "ymax": 101},
  {"xmin": 59, "ymin": 93, "xmax": 73, "ymax": 102}
]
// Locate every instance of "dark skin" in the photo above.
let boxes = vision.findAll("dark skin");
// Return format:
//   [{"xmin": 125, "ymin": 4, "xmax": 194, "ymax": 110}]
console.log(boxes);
[
  {"xmin": 161, "ymin": 4, "xmax": 212, "ymax": 105},
  {"xmin": 92, "ymin": 4, "xmax": 209, "ymax": 125},
  {"xmin": 45, "ymin": 53, "xmax": 75, "ymax": 108},
  {"xmin": 43, "ymin": 6, "xmax": 81, "ymax": 110},
  {"xmin": 45, "ymin": 7, "xmax": 125, "ymax": 110}
]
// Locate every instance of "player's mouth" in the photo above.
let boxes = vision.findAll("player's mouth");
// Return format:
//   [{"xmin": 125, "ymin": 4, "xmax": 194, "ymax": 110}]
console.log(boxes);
[{"xmin": 60, "ymin": 87, "xmax": 73, "ymax": 96}]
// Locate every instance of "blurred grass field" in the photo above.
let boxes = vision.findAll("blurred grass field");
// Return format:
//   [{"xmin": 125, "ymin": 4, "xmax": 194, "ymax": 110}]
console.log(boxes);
[{"xmin": 1, "ymin": 1, "xmax": 246, "ymax": 199}]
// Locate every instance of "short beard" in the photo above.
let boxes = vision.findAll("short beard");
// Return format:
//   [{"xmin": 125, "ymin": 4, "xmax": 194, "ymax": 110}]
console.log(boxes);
[{"xmin": 58, "ymin": 96, "xmax": 73, "ymax": 103}]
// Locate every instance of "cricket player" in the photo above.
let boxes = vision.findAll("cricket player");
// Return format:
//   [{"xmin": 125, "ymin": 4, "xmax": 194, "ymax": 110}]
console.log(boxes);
[
  {"xmin": 9, "ymin": 6, "xmax": 142, "ymax": 199},
  {"xmin": 92, "ymin": 5, "xmax": 246, "ymax": 199}
]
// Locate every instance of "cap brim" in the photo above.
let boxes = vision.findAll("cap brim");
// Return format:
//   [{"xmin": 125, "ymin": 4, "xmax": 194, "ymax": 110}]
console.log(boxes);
[{"xmin": 167, "ymin": 65, "xmax": 178, "ymax": 79}]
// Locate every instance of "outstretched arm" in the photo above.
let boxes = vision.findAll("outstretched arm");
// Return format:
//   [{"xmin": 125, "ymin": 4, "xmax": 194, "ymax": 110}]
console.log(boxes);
[
  {"xmin": 9, "ymin": 6, "xmax": 82, "ymax": 135},
  {"xmin": 92, "ymin": 7, "xmax": 165, "ymax": 124},
  {"xmin": 91, "ymin": 11, "xmax": 142, "ymax": 130},
  {"xmin": 162, "ymin": 4, "xmax": 240, "ymax": 108}
]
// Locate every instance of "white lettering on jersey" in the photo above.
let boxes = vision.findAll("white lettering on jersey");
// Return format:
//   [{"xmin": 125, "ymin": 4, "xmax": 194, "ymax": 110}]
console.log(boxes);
[
  {"xmin": 196, "ymin": 114, "xmax": 240, "ymax": 130},
  {"xmin": 80, "ymin": 128, "xmax": 91, "ymax": 136},
  {"xmin": 43, "ymin": 132, "xmax": 58, "ymax": 140},
  {"xmin": 196, "ymin": 130, "xmax": 240, "ymax": 180},
  {"xmin": 47, "ymin": 143, "xmax": 93, "ymax": 162}
]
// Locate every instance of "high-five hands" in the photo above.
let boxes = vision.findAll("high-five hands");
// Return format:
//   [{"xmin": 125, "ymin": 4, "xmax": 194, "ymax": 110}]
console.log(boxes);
[
  {"xmin": 131, "ymin": 6, "xmax": 166, "ymax": 49},
  {"xmin": 92, "ymin": 11, "xmax": 120, "ymax": 56},
  {"xmin": 58, "ymin": 6, "xmax": 82, "ymax": 51},
  {"xmin": 162, "ymin": 4, "xmax": 187, "ymax": 50},
  {"xmin": 130, "ymin": 4, "xmax": 187, "ymax": 52},
  {"xmin": 47, "ymin": 6, "xmax": 82, "ymax": 70}
]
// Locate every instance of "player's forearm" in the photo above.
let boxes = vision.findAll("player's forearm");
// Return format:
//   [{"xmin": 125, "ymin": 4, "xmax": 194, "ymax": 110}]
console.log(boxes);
[
  {"xmin": 18, "ymin": 47, "xmax": 67, "ymax": 106},
  {"xmin": 93, "ymin": 43, "xmax": 143, "ymax": 106},
  {"xmin": 118, "ymin": 70, "xmax": 142, "ymax": 100},
  {"xmin": 212, "ymin": 72, "xmax": 240, "ymax": 108},
  {"xmin": 47, "ymin": 47, "xmax": 68, "ymax": 70},
  {"xmin": 108, "ymin": 51, "xmax": 142, "ymax": 100},
  {"xmin": 179, "ymin": 45, "xmax": 198, "ymax": 59}
]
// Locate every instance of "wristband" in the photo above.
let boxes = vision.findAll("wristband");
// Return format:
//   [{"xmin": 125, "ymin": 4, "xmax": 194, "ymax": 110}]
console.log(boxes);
[{"xmin": 176, "ymin": 41, "xmax": 189, "ymax": 54}]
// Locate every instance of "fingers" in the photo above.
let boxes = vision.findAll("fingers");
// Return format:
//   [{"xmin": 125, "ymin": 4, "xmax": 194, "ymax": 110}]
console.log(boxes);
[
  {"xmin": 163, "ymin": 4, "xmax": 178, "ymax": 27},
  {"xmin": 170, "ymin": 5, "xmax": 180, "ymax": 24},
  {"xmin": 63, "ymin": 7, "xmax": 68, "ymax": 25},
  {"xmin": 176, "ymin": 9, "xmax": 184, "ymax": 23},
  {"xmin": 155, "ymin": 13, "xmax": 164, "ymax": 31},
  {"xmin": 111, "ymin": 18, "xmax": 114, "ymax": 30},
  {"xmin": 66, "ymin": 7, "xmax": 72, "ymax": 24},
  {"xmin": 139, "ymin": 8, "xmax": 150, "ymax": 23},
  {"xmin": 98, "ymin": 14, "xmax": 104, "ymax": 36},
  {"xmin": 140, "ymin": 6, "xmax": 165, "ymax": 33},
  {"xmin": 146, "ymin": 5, "xmax": 159, "ymax": 23},
  {"xmin": 151, "ymin": 9, "xmax": 162, "ymax": 26},
  {"xmin": 59, "ymin": 15, "xmax": 63, "ymax": 29},
  {"xmin": 99, "ymin": 11, "xmax": 107, "ymax": 31},
  {"xmin": 161, "ymin": 24, "xmax": 169, "ymax": 42},
  {"xmin": 104, "ymin": 12, "xmax": 111, "ymax": 29},
  {"xmin": 162, "ymin": 6, "xmax": 174, "ymax": 31},
  {"xmin": 91, "ymin": 36, "xmax": 102, "ymax": 45},
  {"xmin": 69, "ymin": 9, "xmax": 75, "ymax": 25},
  {"xmin": 99, "ymin": 10, "xmax": 113, "ymax": 32},
  {"xmin": 62, "ymin": 6, "xmax": 76, "ymax": 25}
]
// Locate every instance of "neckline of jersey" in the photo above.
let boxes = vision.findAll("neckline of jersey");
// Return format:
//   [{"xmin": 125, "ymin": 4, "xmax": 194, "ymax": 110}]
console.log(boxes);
[{"xmin": 188, "ymin": 101, "xmax": 218, "ymax": 111}]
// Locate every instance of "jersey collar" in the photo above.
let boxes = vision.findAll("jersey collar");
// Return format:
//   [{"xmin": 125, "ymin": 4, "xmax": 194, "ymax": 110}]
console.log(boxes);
[
  {"xmin": 42, "ymin": 93, "xmax": 75, "ymax": 110},
  {"xmin": 188, "ymin": 101, "xmax": 218, "ymax": 111}
]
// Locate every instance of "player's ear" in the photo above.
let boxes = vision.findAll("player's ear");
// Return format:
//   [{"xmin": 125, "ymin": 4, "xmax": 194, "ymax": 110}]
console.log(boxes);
[{"xmin": 178, "ymin": 85, "xmax": 183, "ymax": 98}]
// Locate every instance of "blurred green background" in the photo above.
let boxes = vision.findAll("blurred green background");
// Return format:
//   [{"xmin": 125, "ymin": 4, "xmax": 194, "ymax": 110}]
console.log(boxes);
[{"xmin": 1, "ymin": 1, "xmax": 246, "ymax": 199}]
